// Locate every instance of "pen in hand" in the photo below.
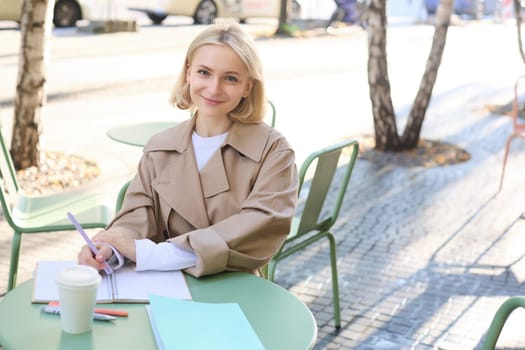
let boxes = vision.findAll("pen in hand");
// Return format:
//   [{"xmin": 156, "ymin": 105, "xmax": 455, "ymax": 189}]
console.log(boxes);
[
  {"xmin": 66, "ymin": 212, "xmax": 113, "ymax": 275},
  {"xmin": 41, "ymin": 306, "xmax": 116, "ymax": 321}
]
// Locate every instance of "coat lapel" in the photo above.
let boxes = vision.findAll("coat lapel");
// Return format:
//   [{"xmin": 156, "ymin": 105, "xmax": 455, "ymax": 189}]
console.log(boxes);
[
  {"xmin": 199, "ymin": 150, "xmax": 229, "ymax": 198},
  {"xmin": 147, "ymin": 117, "xmax": 210, "ymax": 229},
  {"xmin": 153, "ymin": 145, "xmax": 210, "ymax": 229}
]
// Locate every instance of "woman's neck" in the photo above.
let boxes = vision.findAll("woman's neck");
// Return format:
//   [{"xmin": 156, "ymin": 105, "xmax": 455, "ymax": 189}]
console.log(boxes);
[{"xmin": 194, "ymin": 114, "xmax": 232, "ymax": 137}]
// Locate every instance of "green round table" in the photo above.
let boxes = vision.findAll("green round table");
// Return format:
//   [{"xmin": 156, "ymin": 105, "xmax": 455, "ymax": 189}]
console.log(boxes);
[
  {"xmin": 106, "ymin": 121, "xmax": 177, "ymax": 147},
  {"xmin": 0, "ymin": 272, "xmax": 317, "ymax": 350}
]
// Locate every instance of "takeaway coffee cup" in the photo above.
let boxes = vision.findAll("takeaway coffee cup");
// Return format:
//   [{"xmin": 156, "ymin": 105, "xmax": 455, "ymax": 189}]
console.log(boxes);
[{"xmin": 55, "ymin": 265, "xmax": 101, "ymax": 334}]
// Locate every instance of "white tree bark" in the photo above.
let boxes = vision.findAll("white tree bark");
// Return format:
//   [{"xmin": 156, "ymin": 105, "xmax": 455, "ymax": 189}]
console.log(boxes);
[
  {"xmin": 11, "ymin": 0, "xmax": 53, "ymax": 169},
  {"xmin": 367, "ymin": 0, "xmax": 453, "ymax": 151},
  {"xmin": 401, "ymin": 0, "xmax": 454, "ymax": 148}
]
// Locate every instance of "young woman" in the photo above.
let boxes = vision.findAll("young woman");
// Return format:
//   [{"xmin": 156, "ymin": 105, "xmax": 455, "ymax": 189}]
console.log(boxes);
[{"xmin": 78, "ymin": 23, "xmax": 298, "ymax": 277}]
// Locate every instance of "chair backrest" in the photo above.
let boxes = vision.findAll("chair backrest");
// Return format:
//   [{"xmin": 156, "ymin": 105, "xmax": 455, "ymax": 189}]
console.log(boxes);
[
  {"xmin": 115, "ymin": 179, "xmax": 131, "ymax": 212},
  {"xmin": 512, "ymin": 75, "xmax": 525, "ymax": 130},
  {"xmin": 0, "ymin": 127, "xmax": 20, "ymax": 204},
  {"xmin": 0, "ymin": 126, "xmax": 20, "ymax": 227},
  {"xmin": 266, "ymin": 99, "xmax": 276, "ymax": 128},
  {"xmin": 293, "ymin": 139, "xmax": 359, "ymax": 238},
  {"xmin": 0, "ymin": 126, "xmax": 20, "ymax": 196}
]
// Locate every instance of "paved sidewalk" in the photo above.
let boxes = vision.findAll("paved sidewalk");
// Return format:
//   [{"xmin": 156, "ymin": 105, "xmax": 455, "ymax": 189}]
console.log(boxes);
[{"xmin": 1, "ymin": 20, "xmax": 525, "ymax": 349}]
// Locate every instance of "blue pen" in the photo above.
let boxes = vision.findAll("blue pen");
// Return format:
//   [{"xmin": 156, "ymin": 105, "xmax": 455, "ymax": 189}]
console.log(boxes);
[
  {"xmin": 66, "ymin": 212, "xmax": 113, "ymax": 275},
  {"xmin": 41, "ymin": 306, "xmax": 116, "ymax": 321}
]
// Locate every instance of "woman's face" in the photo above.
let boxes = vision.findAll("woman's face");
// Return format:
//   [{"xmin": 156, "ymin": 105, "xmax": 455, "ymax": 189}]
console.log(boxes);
[{"xmin": 186, "ymin": 44, "xmax": 252, "ymax": 120}]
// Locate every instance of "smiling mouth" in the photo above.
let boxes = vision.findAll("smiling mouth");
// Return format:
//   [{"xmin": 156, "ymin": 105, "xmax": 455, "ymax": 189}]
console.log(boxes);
[{"xmin": 202, "ymin": 96, "xmax": 223, "ymax": 105}]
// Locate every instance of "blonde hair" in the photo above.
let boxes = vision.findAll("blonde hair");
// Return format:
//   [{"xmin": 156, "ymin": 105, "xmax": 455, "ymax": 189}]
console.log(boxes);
[{"xmin": 170, "ymin": 22, "xmax": 266, "ymax": 123}]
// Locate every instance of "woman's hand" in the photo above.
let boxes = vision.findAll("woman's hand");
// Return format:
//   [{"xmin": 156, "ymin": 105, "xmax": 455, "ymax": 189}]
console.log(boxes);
[
  {"xmin": 77, "ymin": 230, "xmax": 137, "ymax": 271},
  {"xmin": 77, "ymin": 230, "xmax": 113, "ymax": 271}
]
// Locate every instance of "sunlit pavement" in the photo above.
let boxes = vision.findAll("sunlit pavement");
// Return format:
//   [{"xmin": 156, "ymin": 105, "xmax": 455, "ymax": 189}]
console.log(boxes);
[{"xmin": 1, "ymin": 16, "xmax": 525, "ymax": 349}]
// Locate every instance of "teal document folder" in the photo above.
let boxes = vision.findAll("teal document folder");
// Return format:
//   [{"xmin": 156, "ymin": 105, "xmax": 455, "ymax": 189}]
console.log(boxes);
[{"xmin": 148, "ymin": 294, "xmax": 265, "ymax": 350}]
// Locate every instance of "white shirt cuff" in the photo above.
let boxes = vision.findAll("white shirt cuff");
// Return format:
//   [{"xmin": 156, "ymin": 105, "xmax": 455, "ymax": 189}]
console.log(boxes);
[
  {"xmin": 135, "ymin": 239, "xmax": 197, "ymax": 271},
  {"xmin": 93, "ymin": 241, "xmax": 125, "ymax": 270}
]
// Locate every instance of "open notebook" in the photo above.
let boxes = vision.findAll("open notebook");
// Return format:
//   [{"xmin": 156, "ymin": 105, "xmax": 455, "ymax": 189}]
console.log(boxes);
[{"xmin": 32, "ymin": 260, "xmax": 192, "ymax": 303}]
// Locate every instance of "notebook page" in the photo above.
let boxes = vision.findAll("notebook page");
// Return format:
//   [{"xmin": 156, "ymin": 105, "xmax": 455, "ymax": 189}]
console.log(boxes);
[
  {"xmin": 32, "ymin": 261, "xmax": 76, "ymax": 303},
  {"xmin": 32, "ymin": 260, "xmax": 112, "ymax": 303},
  {"xmin": 113, "ymin": 264, "xmax": 192, "ymax": 302}
]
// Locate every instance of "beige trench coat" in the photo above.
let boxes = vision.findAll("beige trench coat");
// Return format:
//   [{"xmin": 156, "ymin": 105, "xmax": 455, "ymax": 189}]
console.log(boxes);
[{"xmin": 106, "ymin": 116, "xmax": 298, "ymax": 277}]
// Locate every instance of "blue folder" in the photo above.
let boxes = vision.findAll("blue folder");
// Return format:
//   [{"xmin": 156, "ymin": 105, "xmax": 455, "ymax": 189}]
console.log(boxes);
[{"xmin": 147, "ymin": 294, "xmax": 265, "ymax": 350}]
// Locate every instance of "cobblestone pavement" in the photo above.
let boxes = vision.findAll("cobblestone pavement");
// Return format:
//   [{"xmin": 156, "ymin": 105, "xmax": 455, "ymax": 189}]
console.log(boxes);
[{"xmin": 1, "ymin": 18, "xmax": 525, "ymax": 350}]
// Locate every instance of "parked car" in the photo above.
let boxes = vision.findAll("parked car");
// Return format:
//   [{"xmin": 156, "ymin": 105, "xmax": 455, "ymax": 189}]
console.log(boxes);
[
  {"xmin": 0, "ymin": 0, "xmax": 94, "ymax": 27},
  {"xmin": 125, "ymin": 0, "xmax": 281, "ymax": 25},
  {"xmin": 425, "ymin": 0, "xmax": 483, "ymax": 18},
  {"xmin": 425, "ymin": 0, "xmax": 504, "ymax": 18}
]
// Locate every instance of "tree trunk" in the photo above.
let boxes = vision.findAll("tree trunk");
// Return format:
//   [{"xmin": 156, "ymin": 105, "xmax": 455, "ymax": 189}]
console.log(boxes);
[
  {"xmin": 11, "ymin": 0, "xmax": 53, "ymax": 170},
  {"xmin": 514, "ymin": 0, "xmax": 525, "ymax": 63},
  {"xmin": 367, "ymin": 0, "xmax": 400, "ymax": 151},
  {"xmin": 275, "ymin": 0, "xmax": 292, "ymax": 35},
  {"xmin": 400, "ymin": 0, "xmax": 453, "ymax": 148},
  {"xmin": 367, "ymin": 0, "xmax": 453, "ymax": 152}
]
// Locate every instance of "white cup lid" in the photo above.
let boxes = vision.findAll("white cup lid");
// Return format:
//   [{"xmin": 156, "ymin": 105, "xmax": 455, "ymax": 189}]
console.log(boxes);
[{"xmin": 56, "ymin": 265, "xmax": 101, "ymax": 288}]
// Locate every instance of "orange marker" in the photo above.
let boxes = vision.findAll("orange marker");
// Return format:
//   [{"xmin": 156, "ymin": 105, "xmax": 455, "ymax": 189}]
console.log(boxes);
[{"xmin": 48, "ymin": 301, "xmax": 128, "ymax": 317}]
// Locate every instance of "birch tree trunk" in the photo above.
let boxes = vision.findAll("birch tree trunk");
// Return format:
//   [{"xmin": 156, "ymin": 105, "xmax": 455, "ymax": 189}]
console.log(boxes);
[
  {"xmin": 367, "ymin": 0, "xmax": 453, "ymax": 151},
  {"xmin": 367, "ymin": 0, "xmax": 400, "ymax": 151},
  {"xmin": 514, "ymin": 0, "xmax": 525, "ymax": 63},
  {"xmin": 401, "ymin": 0, "xmax": 453, "ymax": 148},
  {"xmin": 275, "ymin": 0, "xmax": 292, "ymax": 35},
  {"xmin": 11, "ymin": 0, "xmax": 53, "ymax": 170}
]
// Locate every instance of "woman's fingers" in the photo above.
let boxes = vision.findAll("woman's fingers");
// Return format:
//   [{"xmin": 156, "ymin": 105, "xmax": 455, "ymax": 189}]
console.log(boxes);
[{"xmin": 77, "ymin": 243, "xmax": 112, "ymax": 271}]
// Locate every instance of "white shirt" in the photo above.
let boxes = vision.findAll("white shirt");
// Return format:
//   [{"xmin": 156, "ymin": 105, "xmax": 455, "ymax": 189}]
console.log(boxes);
[
  {"xmin": 192, "ymin": 130, "xmax": 228, "ymax": 171},
  {"xmin": 135, "ymin": 240, "xmax": 198, "ymax": 271}
]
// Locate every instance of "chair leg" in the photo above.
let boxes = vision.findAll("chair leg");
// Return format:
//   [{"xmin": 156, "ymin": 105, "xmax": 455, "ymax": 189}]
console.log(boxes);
[
  {"xmin": 259, "ymin": 264, "xmax": 269, "ymax": 279},
  {"xmin": 268, "ymin": 234, "xmax": 341, "ymax": 328},
  {"xmin": 327, "ymin": 232, "xmax": 341, "ymax": 329},
  {"xmin": 267, "ymin": 258, "xmax": 277, "ymax": 282},
  {"xmin": 481, "ymin": 296, "xmax": 525, "ymax": 350},
  {"xmin": 8, "ymin": 231, "xmax": 22, "ymax": 291},
  {"xmin": 499, "ymin": 135, "xmax": 515, "ymax": 192}
]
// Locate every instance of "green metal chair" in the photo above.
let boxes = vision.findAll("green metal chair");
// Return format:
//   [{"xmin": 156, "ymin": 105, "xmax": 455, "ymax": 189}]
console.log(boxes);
[
  {"xmin": 115, "ymin": 179, "xmax": 131, "ymax": 212},
  {"xmin": 481, "ymin": 296, "xmax": 525, "ymax": 350},
  {"xmin": 265, "ymin": 139, "xmax": 360, "ymax": 329},
  {"xmin": 0, "ymin": 128, "xmax": 114, "ymax": 291},
  {"xmin": 266, "ymin": 99, "xmax": 276, "ymax": 128}
]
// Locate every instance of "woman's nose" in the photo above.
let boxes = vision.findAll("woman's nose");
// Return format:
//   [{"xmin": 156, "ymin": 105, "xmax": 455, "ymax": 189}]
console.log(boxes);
[{"xmin": 207, "ymin": 78, "xmax": 221, "ymax": 95}]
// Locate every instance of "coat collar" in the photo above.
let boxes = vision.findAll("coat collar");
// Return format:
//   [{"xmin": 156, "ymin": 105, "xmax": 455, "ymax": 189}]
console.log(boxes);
[{"xmin": 144, "ymin": 115, "xmax": 271, "ymax": 163}]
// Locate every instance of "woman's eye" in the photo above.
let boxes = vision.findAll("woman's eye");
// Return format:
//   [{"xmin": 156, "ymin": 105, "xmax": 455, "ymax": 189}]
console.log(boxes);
[
  {"xmin": 197, "ymin": 69, "xmax": 209, "ymax": 76},
  {"xmin": 225, "ymin": 76, "xmax": 239, "ymax": 83}
]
